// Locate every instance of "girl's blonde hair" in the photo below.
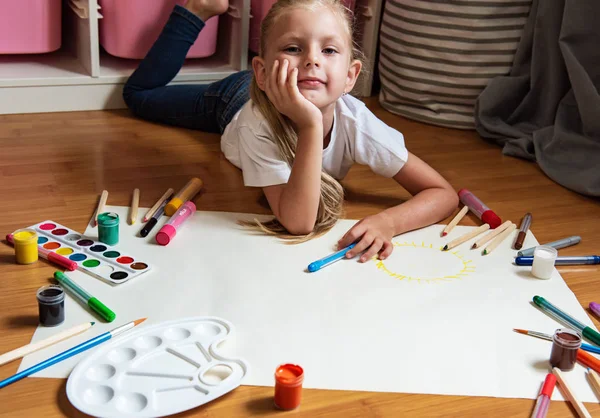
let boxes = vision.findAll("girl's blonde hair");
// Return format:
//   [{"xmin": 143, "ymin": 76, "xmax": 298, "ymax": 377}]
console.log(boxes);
[{"xmin": 242, "ymin": 0, "xmax": 363, "ymax": 243}]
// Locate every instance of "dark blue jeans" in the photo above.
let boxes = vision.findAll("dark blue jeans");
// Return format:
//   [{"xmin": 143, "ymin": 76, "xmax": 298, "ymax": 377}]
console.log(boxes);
[{"xmin": 123, "ymin": 5, "xmax": 252, "ymax": 134}]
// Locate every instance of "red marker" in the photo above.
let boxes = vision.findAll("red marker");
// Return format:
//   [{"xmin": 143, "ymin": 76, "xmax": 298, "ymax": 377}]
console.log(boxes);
[
  {"xmin": 458, "ymin": 189, "xmax": 502, "ymax": 229},
  {"xmin": 6, "ymin": 234, "xmax": 77, "ymax": 271},
  {"xmin": 531, "ymin": 373, "xmax": 556, "ymax": 418}
]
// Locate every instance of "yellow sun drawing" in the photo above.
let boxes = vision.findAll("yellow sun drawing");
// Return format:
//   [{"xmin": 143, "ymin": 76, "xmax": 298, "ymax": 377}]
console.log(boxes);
[{"xmin": 373, "ymin": 241, "xmax": 475, "ymax": 284}]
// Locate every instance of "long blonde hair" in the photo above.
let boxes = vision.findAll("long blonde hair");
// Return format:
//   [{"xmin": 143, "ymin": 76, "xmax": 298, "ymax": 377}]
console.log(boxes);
[{"xmin": 242, "ymin": 0, "xmax": 362, "ymax": 242}]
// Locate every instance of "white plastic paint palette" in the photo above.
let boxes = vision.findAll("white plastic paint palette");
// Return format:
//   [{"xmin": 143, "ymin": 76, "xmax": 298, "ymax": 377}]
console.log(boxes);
[
  {"xmin": 28, "ymin": 220, "xmax": 152, "ymax": 285},
  {"xmin": 67, "ymin": 317, "xmax": 248, "ymax": 418}
]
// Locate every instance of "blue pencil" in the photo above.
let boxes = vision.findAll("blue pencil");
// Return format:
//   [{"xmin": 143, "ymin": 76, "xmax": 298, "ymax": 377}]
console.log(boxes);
[
  {"xmin": 0, "ymin": 318, "xmax": 145, "ymax": 389},
  {"xmin": 308, "ymin": 243, "xmax": 356, "ymax": 272}
]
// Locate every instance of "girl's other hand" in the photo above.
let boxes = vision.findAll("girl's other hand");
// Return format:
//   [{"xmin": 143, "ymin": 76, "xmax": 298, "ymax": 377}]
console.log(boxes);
[
  {"xmin": 265, "ymin": 59, "xmax": 323, "ymax": 130},
  {"xmin": 337, "ymin": 212, "xmax": 396, "ymax": 263}
]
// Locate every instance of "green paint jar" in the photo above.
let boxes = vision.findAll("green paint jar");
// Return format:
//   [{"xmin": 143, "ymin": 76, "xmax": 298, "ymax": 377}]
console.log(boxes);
[{"xmin": 98, "ymin": 212, "xmax": 119, "ymax": 245}]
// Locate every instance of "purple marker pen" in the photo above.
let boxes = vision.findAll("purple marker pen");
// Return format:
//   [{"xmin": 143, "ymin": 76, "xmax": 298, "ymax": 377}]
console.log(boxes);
[{"xmin": 590, "ymin": 302, "xmax": 600, "ymax": 318}]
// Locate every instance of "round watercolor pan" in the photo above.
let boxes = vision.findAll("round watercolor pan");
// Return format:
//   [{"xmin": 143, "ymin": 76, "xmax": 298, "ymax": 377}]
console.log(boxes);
[{"xmin": 66, "ymin": 317, "xmax": 248, "ymax": 417}]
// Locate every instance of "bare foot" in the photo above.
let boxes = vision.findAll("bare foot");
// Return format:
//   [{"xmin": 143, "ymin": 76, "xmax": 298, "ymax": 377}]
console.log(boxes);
[{"xmin": 184, "ymin": 0, "xmax": 229, "ymax": 21}]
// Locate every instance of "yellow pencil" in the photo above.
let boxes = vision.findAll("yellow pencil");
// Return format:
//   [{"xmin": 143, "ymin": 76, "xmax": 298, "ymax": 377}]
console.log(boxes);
[
  {"xmin": 442, "ymin": 206, "xmax": 469, "ymax": 237},
  {"xmin": 482, "ymin": 223, "xmax": 516, "ymax": 255},
  {"xmin": 129, "ymin": 188, "xmax": 140, "ymax": 225},
  {"xmin": 93, "ymin": 190, "xmax": 109, "ymax": 227},
  {"xmin": 472, "ymin": 220, "xmax": 512, "ymax": 249},
  {"xmin": 553, "ymin": 367, "xmax": 592, "ymax": 418},
  {"xmin": 443, "ymin": 224, "xmax": 490, "ymax": 251}
]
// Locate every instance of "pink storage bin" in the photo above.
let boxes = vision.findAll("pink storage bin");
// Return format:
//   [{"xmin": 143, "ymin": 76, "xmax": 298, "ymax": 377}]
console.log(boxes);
[
  {"xmin": 0, "ymin": 0, "xmax": 62, "ymax": 54},
  {"xmin": 249, "ymin": 0, "xmax": 356, "ymax": 53},
  {"xmin": 99, "ymin": 0, "xmax": 219, "ymax": 59}
]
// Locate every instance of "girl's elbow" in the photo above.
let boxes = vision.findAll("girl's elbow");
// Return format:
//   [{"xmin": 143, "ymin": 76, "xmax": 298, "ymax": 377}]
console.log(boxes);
[
  {"xmin": 280, "ymin": 218, "xmax": 315, "ymax": 236},
  {"xmin": 443, "ymin": 188, "xmax": 459, "ymax": 214}
]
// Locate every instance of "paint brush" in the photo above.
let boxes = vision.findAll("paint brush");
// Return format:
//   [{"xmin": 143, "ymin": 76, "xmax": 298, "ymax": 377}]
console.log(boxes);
[
  {"xmin": 513, "ymin": 329, "xmax": 600, "ymax": 355},
  {"xmin": 0, "ymin": 318, "xmax": 146, "ymax": 389}
]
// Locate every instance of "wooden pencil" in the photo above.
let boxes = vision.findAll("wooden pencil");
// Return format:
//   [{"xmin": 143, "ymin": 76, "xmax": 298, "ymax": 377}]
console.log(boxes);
[
  {"xmin": 0, "ymin": 322, "xmax": 94, "ymax": 366},
  {"xmin": 441, "ymin": 206, "xmax": 468, "ymax": 237},
  {"xmin": 443, "ymin": 224, "xmax": 490, "ymax": 251},
  {"xmin": 587, "ymin": 368, "xmax": 600, "ymax": 398},
  {"xmin": 472, "ymin": 220, "xmax": 512, "ymax": 249},
  {"xmin": 93, "ymin": 190, "xmax": 109, "ymax": 227},
  {"xmin": 143, "ymin": 187, "xmax": 174, "ymax": 222},
  {"xmin": 482, "ymin": 223, "xmax": 516, "ymax": 255},
  {"xmin": 552, "ymin": 367, "xmax": 592, "ymax": 418},
  {"xmin": 129, "ymin": 188, "xmax": 140, "ymax": 225}
]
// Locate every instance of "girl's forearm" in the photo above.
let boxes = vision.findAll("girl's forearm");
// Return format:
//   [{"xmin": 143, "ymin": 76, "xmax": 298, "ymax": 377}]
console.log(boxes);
[
  {"xmin": 383, "ymin": 187, "xmax": 458, "ymax": 236},
  {"xmin": 277, "ymin": 125, "xmax": 323, "ymax": 234}
]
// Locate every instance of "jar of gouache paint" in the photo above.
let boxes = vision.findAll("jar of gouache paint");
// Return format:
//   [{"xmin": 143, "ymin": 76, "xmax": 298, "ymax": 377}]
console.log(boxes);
[
  {"xmin": 274, "ymin": 363, "xmax": 304, "ymax": 410},
  {"xmin": 549, "ymin": 328, "xmax": 581, "ymax": 371},
  {"xmin": 98, "ymin": 212, "xmax": 119, "ymax": 245},
  {"xmin": 37, "ymin": 285, "xmax": 65, "ymax": 327},
  {"xmin": 12, "ymin": 228, "xmax": 39, "ymax": 264}
]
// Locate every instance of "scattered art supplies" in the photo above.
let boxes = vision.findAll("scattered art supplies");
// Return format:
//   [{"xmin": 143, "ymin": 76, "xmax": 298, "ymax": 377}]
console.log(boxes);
[
  {"xmin": 18, "ymin": 210, "xmax": 600, "ymax": 403},
  {"xmin": 7, "ymin": 181, "xmax": 600, "ymax": 414}
]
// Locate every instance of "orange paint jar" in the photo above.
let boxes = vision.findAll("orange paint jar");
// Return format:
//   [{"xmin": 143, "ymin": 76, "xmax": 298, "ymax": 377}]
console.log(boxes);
[{"xmin": 274, "ymin": 363, "xmax": 304, "ymax": 410}]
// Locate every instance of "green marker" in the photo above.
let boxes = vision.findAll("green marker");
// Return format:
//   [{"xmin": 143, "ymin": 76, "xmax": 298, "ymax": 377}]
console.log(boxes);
[
  {"xmin": 533, "ymin": 295, "xmax": 600, "ymax": 346},
  {"xmin": 54, "ymin": 271, "xmax": 116, "ymax": 322}
]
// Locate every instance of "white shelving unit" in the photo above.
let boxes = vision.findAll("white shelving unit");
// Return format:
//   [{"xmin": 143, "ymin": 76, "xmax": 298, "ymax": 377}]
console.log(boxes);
[{"xmin": 0, "ymin": 0, "xmax": 382, "ymax": 115}]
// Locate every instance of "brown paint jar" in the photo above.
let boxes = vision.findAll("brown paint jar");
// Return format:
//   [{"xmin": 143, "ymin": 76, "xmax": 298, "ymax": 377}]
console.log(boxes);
[{"xmin": 549, "ymin": 328, "xmax": 581, "ymax": 371}]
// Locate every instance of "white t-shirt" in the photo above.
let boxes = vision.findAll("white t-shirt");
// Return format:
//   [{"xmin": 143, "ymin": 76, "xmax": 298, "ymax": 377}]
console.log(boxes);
[{"xmin": 221, "ymin": 94, "xmax": 409, "ymax": 187}]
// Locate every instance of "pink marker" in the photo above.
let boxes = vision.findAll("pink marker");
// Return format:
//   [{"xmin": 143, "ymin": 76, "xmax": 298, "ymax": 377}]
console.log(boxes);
[
  {"xmin": 6, "ymin": 233, "xmax": 77, "ymax": 271},
  {"xmin": 155, "ymin": 201, "xmax": 196, "ymax": 246},
  {"xmin": 458, "ymin": 189, "xmax": 502, "ymax": 229}
]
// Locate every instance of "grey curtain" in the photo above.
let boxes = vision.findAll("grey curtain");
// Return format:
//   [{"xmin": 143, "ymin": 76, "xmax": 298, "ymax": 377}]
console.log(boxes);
[{"xmin": 475, "ymin": 0, "xmax": 600, "ymax": 197}]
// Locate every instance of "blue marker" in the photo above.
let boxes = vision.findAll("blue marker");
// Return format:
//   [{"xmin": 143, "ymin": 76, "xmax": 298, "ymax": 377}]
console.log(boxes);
[
  {"xmin": 308, "ymin": 243, "xmax": 356, "ymax": 272},
  {"xmin": 515, "ymin": 255, "xmax": 600, "ymax": 266}
]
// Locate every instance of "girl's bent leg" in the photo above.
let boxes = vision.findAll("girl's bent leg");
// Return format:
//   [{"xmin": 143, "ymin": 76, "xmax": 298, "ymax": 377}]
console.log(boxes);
[{"xmin": 122, "ymin": 5, "xmax": 219, "ymax": 131}]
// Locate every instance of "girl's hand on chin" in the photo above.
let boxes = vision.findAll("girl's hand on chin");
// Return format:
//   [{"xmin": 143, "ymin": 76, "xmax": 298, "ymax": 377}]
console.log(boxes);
[{"xmin": 265, "ymin": 59, "xmax": 323, "ymax": 130}]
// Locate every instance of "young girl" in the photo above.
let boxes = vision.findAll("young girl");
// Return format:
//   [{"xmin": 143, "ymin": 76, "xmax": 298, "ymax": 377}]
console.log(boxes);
[{"xmin": 123, "ymin": 0, "xmax": 458, "ymax": 262}]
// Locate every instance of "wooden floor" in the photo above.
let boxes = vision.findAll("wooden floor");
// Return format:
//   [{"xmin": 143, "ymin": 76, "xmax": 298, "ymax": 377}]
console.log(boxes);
[{"xmin": 0, "ymin": 98, "xmax": 599, "ymax": 417}]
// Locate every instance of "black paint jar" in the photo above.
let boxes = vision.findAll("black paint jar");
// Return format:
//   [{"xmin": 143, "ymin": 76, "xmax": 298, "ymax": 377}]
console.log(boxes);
[{"xmin": 37, "ymin": 285, "xmax": 65, "ymax": 327}]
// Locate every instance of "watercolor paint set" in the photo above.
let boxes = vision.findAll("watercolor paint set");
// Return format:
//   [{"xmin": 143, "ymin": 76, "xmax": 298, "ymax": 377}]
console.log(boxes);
[{"xmin": 26, "ymin": 220, "xmax": 152, "ymax": 285}]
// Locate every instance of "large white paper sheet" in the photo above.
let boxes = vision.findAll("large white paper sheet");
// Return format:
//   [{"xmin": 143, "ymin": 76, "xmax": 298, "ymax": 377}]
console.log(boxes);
[{"xmin": 18, "ymin": 206, "xmax": 599, "ymax": 401}]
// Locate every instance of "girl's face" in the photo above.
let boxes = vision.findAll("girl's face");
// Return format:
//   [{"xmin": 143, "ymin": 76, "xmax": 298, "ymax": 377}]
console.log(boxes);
[{"xmin": 253, "ymin": 6, "xmax": 362, "ymax": 111}]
